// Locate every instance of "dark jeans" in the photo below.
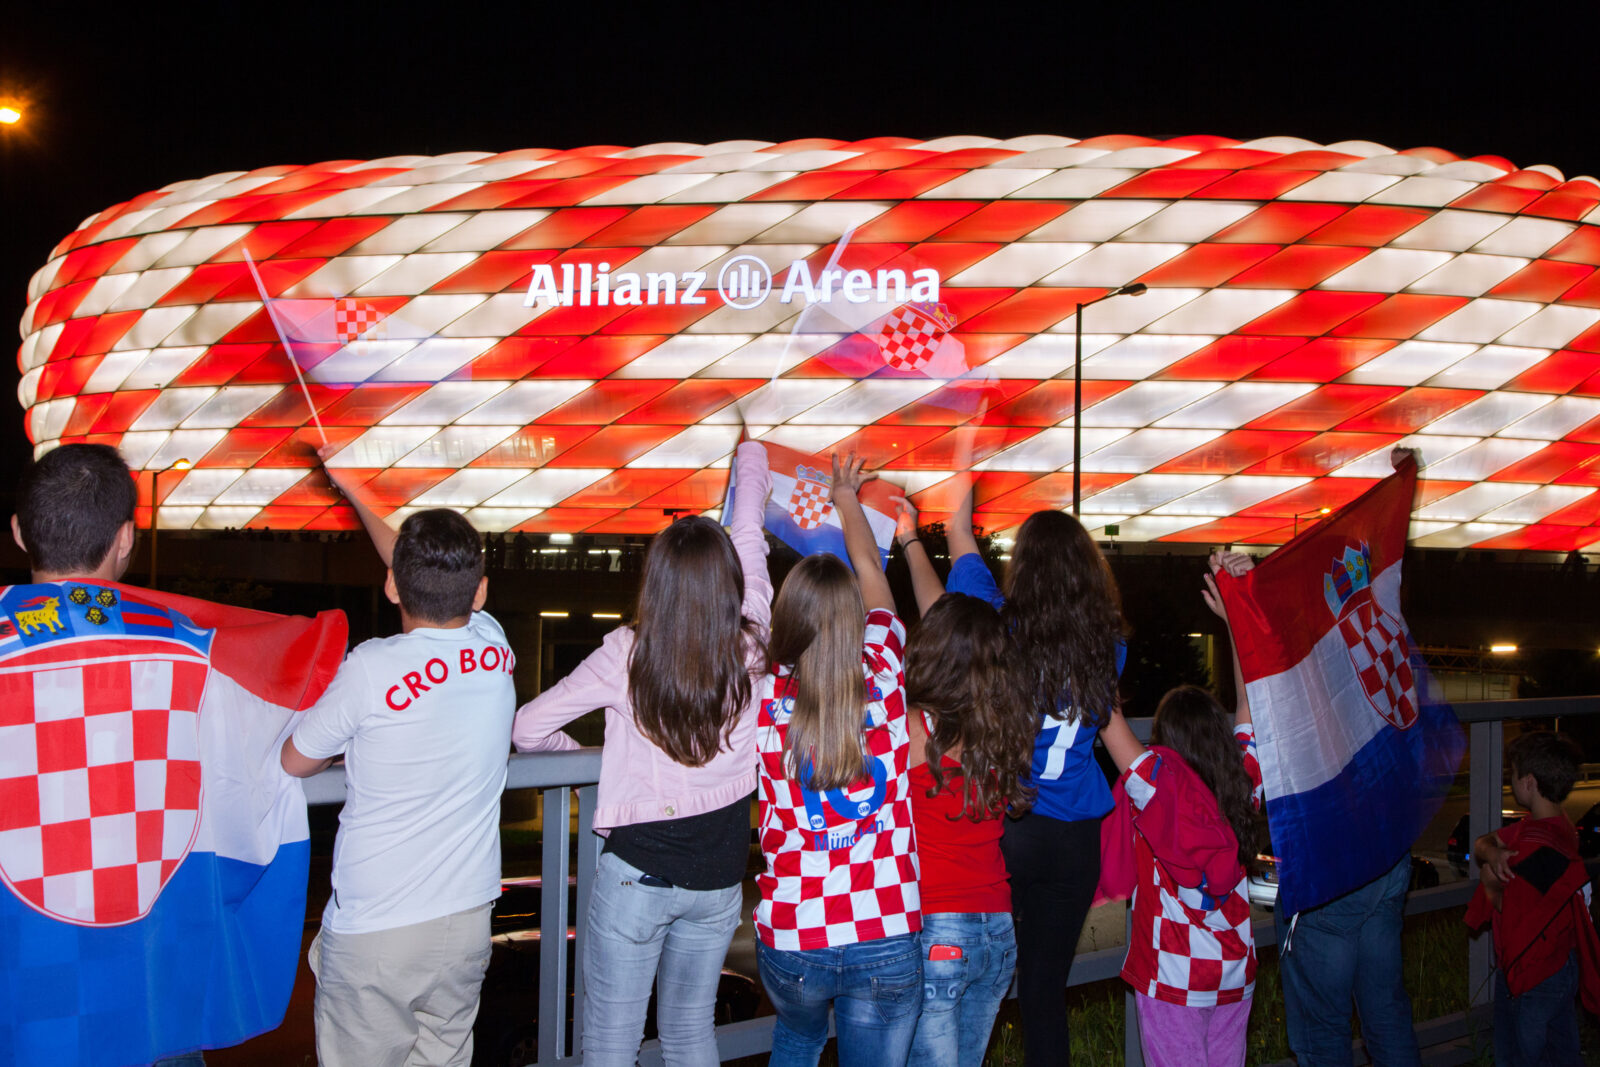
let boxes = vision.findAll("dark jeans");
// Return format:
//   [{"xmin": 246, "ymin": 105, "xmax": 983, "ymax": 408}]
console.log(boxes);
[
  {"xmin": 1000, "ymin": 811, "xmax": 1102, "ymax": 1067},
  {"xmin": 1494, "ymin": 950, "xmax": 1582, "ymax": 1067},
  {"xmin": 1275, "ymin": 855, "xmax": 1419, "ymax": 1067},
  {"xmin": 758, "ymin": 933, "xmax": 923, "ymax": 1067}
]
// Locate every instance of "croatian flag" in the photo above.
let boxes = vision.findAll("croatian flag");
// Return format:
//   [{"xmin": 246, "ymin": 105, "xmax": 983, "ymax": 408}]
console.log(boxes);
[
  {"xmin": 722, "ymin": 440, "xmax": 900, "ymax": 570},
  {"xmin": 1216, "ymin": 456, "xmax": 1463, "ymax": 917},
  {"xmin": 0, "ymin": 582, "xmax": 346, "ymax": 1066},
  {"xmin": 259, "ymin": 293, "xmax": 436, "ymax": 384},
  {"xmin": 785, "ymin": 240, "xmax": 997, "ymax": 420}
]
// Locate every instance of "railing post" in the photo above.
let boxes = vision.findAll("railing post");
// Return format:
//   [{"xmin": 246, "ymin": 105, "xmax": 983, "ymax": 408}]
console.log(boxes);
[
  {"xmin": 570, "ymin": 784, "xmax": 600, "ymax": 1061},
  {"xmin": 539, "ymin": 786, "xmax": 573, "ymax": 1063},
  {"xmin": 1124, "ymin": 906, "xmax": 1143, "ymax": 1067},
  {"xmin": 1466, "ymin": 720, "xmax": 1502, "ymax": 1010}
]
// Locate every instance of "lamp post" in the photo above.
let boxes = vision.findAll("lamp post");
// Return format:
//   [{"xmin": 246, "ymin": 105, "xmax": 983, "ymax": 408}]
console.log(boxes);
[
  {"xmin": 149, "ymin": 458, "xmax": 192, "ymax": 590},
  {"xmin": 1293, "ymin": 506, "xmax": 1333, "ymax": 537},
  {"xmin": 1073, "ymin": 283, "xmax": 1147, "ymax": 516}
]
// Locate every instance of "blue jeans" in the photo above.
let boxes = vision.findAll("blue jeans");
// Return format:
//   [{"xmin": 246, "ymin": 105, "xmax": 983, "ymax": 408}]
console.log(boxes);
[
  {"xmin": 582, "ymin": 852, "xmax": 743, "ymax": 1067},
  {"xmin": 1275, "ymin": 855, "xmax": 1419, "ymax": 1067},
  {"xmin": 757, "ymin": 932, "xmax": 922, "ymax": 1067},
  {"xmin": 1494, "ymin": 950, "xmax": 1582, "ymax": 1067},
  {"xmin": 910, "ymin": 912, "xmax": 1017, "ymax": 1067}
]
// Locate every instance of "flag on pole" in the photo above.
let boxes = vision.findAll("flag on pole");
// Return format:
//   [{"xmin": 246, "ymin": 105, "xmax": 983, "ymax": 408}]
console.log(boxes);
[
  {"xmin": 782, "ymin": 240, "xmax": 997, "ymax": 420},
  {"xmin": 722, "ymin": 440, "xmax": 901, "ymax": 570},
  {"xmin": 0, "ymin": 582, "xmax": 347, "ymax": 1066},
  {"xmin": 1216, "ymin": 456, "xmax": 1463, "ymax": 916}
]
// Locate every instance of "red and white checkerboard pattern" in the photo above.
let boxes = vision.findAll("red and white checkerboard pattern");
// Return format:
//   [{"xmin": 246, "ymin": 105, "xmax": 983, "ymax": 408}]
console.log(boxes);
[
  {"xmin": 754, "ymin": 610, "xmax": 920, "ymax": 952},
  {"xmin": 18, "ymin": 135, "xmax": 1600, "ymax": 548},
  {"xmin": 333, "ymin": 299, "xmax": 381, "ymax": 343},
  {"xmin": 1338, "ymin": 596, "xmax": 1418, "ymax": 730},
  {"xmin": 877, "ymin": 305, "xmax": 947, "ymax": 372},
  {"xmin": 787, "ymin": 477, "xmax": 833, "ymax": 530},
  {"xmin": 1121, "ymin": 726, "xmax": 1264, "ymax": 1007},
  {"xmin": 0, "ymin": 646, "xmax": 208, "ymax": 926}
]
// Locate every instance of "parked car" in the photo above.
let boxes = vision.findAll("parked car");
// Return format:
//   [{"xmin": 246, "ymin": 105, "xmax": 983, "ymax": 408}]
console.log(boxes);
[
  {"xmin": 473, "ymin": 877, "xmax": 760, "ymax": 1067},
  {"xmin": 1247, "ymin": 854, "xmax": 1438, "ymax": 911},
  {"xmin": 1575, "ymin": 803, "xmax": 1600, "ymax": 859}
]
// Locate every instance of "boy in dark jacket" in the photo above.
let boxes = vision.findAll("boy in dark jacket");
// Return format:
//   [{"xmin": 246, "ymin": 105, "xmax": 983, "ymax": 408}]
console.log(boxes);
[{"xmin": 1468, "ymin": 731, "xmax": 1600, "ymax": 1067}]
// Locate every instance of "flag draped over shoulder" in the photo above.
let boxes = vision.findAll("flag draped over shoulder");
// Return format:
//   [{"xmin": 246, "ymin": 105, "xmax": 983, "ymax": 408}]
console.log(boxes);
[
  {"xmin": 722, "ymin": 440, "xmax": 900, "ymax": 570},
  {"xmin": 0, "ymin": 582, "xmax": 347, "ymax": 1066},
  {"xmin": 1216, "ymin": 457, "xmax": 1463, "ymax": 917}
]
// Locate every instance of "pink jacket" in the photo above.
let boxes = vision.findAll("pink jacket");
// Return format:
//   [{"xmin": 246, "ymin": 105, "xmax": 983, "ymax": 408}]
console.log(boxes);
[{"xmin": 510, "ymin": 441, "xmax": 773, "ymax": 832}]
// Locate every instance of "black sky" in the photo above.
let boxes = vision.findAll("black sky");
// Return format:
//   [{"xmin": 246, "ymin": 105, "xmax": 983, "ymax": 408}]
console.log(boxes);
[{"xmin": 4, "ymin": 1, "xmax": 1597, "ymax": 480}]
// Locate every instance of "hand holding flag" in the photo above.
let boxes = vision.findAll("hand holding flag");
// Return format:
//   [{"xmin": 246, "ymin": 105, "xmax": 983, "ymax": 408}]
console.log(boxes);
[
  {"xmin": 1215, "ymin": 458, "xmax": 1463, "ymax": 916},
  {"xmin": 721, "ymin": 439, "xmax": 900, "ymax": 570}
]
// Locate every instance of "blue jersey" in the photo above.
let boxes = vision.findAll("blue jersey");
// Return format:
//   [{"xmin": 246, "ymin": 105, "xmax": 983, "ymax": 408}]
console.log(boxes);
[{"xmin": 946, "ymin": 553, "xmax": 1122, "ymax": 823}]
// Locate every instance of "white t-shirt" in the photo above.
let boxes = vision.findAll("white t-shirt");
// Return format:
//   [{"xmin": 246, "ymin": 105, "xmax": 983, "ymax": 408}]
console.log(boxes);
[{"xmin": 293, "ymin": 611, "xmax": 517, "ymax": 935}]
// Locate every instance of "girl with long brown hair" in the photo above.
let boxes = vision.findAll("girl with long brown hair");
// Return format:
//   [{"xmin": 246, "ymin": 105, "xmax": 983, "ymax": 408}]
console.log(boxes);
[
  {"xmin": 1098, "ymin": 552, "xmax": 1263, "ymax": 1067},
  {"xmin": 753, "ymin": 453, "xmax": 922, "ymax": 1067},
  {"xmin": 895, "ymin": 517, "xmax": 1038, "ymax": 1065},
  {"xmin": 511, "ymin": 441, "xmax": 772, "ymax": 1067},
  {"xmin": 899, "ymin": 486, "xmax": 1127, "ymax": 1067}
]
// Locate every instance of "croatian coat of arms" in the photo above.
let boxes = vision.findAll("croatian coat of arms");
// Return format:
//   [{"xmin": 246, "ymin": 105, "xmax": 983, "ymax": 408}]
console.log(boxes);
[{"xmin": 1324, "ymin": 543, "xmax": 1417, "ymax": 730}]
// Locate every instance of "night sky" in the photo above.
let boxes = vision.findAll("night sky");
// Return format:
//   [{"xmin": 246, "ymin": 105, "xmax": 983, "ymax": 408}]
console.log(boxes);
[{"xmin": 4, "ymin": 2, "xmax": 1597, "ymax": 484}]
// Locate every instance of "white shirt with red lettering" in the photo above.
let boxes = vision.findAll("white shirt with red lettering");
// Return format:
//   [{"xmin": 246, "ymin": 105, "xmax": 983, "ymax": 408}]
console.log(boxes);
[
  {"xmin": 754, "ymin": 609, "xmax": 921, "ymax": 951},
  {"xmin": 292, "ymin": 611, "xmax": 516, "ymax": 934}
]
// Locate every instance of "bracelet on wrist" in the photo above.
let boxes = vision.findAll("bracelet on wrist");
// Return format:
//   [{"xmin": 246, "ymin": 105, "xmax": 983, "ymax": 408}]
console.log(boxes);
[{"xmin": 898, "ymin": 536, "xmax": 921, "ymax": 550}]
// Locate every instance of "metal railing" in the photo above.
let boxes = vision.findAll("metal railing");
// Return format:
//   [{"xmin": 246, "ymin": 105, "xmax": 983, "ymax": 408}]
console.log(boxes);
[{"xmin": 302, "ymin": 694, "xmax": 1600, "ymax": 1066}]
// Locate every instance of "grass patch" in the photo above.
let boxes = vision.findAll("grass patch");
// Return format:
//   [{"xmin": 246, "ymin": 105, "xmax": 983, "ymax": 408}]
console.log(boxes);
[{"xmin": 728, "ymin": 905, "xmax": 1600, "ymax": 1064}]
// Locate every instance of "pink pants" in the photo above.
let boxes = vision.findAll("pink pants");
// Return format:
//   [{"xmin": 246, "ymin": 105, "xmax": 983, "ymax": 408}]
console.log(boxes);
[{"xmin": 1134, "ymin": 992, "xmax": 1251, "ymax": 1067}]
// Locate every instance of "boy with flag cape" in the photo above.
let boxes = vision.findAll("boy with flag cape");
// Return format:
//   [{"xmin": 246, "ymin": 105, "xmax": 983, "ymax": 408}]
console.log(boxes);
[{"xmin": 1, "ymin": 444, "xmax": 347, "ymax": 1067}]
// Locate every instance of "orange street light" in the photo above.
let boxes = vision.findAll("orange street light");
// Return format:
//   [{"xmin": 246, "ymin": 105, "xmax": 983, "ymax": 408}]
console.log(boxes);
[{"xmin": 0, "ymin": 106, "xmax": 20, "ymax": 125}]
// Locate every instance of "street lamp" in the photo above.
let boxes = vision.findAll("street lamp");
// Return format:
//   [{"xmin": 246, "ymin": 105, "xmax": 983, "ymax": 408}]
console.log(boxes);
[
  {"xmin": 0, "ymin": 106, "xmax": 20, "ymax": 125},
  {"xmin": 1294, "ymin": 506, "xmax": 1332, "ymax": 537},
  {"xmin": 1073, "ymin": 283, "xmax": 1147, "ymax": 515},
  {"xmin": 149, "ymin": 458, "xmax": 192, "ymax": 590}
]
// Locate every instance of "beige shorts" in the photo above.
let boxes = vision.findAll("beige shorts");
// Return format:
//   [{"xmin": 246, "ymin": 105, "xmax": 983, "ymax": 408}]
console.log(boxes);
[{"xmin": 309, "ymin": 902, "xmax": 493, "ymax": 1067}]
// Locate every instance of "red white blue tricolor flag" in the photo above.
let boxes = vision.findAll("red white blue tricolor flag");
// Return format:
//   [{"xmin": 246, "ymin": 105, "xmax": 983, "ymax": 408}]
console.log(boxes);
[
  {"xmin": 722, "ymin": 440, "xmax": 900, "ymax": 570},
  {"xmin": 0, "ymin": 582, "xmax": 346, "ymax": 1066},
  {"xmin": 1217, "ymin": 455, "xmax": 1464, "ymax": 916}
]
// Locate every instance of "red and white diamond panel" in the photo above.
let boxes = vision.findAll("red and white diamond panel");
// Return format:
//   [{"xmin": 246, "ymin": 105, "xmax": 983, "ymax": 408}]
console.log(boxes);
[{"xmin": 17, "ymin": 134, "xmax": 1600, "ymax": 549}]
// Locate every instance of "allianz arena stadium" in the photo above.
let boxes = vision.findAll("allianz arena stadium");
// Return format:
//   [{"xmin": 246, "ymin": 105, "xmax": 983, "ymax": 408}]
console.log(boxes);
[{"xmin": 16, "ymin": 134, "xmax": 1600, "ymax": 549}]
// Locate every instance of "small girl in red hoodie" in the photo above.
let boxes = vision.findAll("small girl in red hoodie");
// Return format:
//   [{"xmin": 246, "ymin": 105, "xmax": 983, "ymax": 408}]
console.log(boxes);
[{"xmin": 1098, "ymin": 552, "xmax": 1264, "ymax": 1067}]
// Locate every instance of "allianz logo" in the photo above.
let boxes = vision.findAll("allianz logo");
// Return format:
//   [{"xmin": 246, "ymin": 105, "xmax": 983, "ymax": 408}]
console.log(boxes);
[{"xmin": 522, "ymin": 255, "xmax": 941, "ymax": 311}]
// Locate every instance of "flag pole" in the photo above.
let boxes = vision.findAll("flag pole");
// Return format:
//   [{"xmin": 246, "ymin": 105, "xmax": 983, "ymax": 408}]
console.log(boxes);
[{"xmin": 241, "ymin": 246, "xmax": 328, "ymax": 446}]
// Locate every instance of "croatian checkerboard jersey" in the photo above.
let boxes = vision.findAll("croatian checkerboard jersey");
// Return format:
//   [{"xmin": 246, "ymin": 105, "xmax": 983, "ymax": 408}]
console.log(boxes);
[
  {"xmin": 0, "ymin": 581, "xmax": 346, "ymax": 1066},
  {"xmin": 754, "ymin": 609, "xmax": 921, "ymax": 951},
  {"xmin": 1120, "ymin": 726, "xmax": 1264, "ymax": 1007}
]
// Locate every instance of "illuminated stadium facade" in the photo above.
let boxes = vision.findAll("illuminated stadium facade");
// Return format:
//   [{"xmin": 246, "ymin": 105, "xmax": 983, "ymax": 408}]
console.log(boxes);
[{"xmin": 16, "ymin": 134, "xmax": 1600, "ymax": 549}]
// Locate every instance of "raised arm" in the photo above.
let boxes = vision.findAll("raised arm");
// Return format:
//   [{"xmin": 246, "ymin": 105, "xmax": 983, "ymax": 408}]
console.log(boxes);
[
  {"xmin": 945, "ymin": 477, "xmax": 981, "ymax": 564},
  {"xmin": 894, "ymin": 496, "xmax": 945, "ymax": 616},
  {"xmin": 1100, "ymin": 707, "xmax": 1146, "ymax": 774},
  {"xmin": 832, "ymin": 452, "xmax": 893, "ymax": 613},
  {"xmin": 1203, "ymin": 550, "xmax": 1253, "ymax": 727},
  {"xmin": 320, "ymin": 445, "xmax": 398, "ymax": 567},
  {"xmin": 730, "ymin": 440, "xmax": 775, "ymax": 636}
]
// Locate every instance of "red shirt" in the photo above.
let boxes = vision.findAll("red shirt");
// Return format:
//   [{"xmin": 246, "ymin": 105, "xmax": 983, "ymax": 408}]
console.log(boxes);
[{"xmin": 908, "ymin": 749, "xmax": 1009, "ymax": 914}]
